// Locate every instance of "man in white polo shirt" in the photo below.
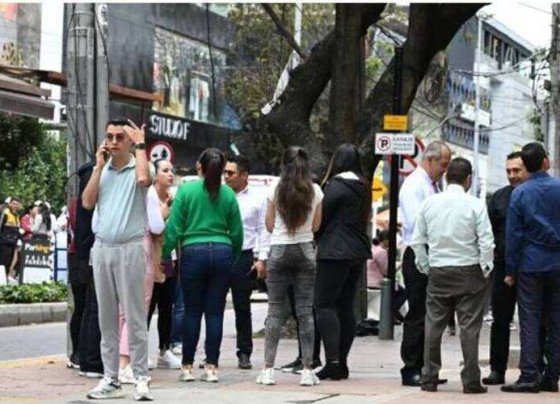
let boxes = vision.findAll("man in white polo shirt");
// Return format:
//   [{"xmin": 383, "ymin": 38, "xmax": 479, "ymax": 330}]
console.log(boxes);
[{"xmin": 82, "ymin": 118, "xmax": 152, "ymax": 401}]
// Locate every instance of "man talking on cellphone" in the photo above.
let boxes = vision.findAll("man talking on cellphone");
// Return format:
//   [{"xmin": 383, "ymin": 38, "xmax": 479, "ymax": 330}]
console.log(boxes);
[{"xmin": 82, "ymin": 118, "xmax": 153, "ymax": 401}]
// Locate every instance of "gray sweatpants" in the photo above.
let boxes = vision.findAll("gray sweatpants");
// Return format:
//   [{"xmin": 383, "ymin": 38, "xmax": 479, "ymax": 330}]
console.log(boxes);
[
  {"xmin": 91, "ymin": 237, "xmax": 149, "ymax": 379},
  {"xmin": 422, "ymin": 265, "xmax": 489, "ymax": 389},
  {"xmin": 264, "ymin": 242, "xmax": 316, "ymax": 368}
]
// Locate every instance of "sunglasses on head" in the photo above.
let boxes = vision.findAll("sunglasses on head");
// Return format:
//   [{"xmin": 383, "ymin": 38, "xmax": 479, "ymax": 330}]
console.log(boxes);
[{"xmin": 106, "ymin": 133, "xmax": 125, "ymax": 142}]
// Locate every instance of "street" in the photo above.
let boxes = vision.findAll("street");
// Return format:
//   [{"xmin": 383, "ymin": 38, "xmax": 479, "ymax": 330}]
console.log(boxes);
[{"xmin": 2, "ymin": 302, "xmax": 558, "ymax": 403}]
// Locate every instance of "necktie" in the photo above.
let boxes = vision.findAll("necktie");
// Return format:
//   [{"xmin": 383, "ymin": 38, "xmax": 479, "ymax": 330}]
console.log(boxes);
[{"xmin": 432, "ymin": 181, "xmax": 440, "ymax": 193}]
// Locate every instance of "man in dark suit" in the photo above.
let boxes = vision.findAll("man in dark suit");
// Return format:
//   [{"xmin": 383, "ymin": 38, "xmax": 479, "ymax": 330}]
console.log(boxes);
[{"xmin": 483, "ymin": 152, "xmax": 529, "ymax": 385}]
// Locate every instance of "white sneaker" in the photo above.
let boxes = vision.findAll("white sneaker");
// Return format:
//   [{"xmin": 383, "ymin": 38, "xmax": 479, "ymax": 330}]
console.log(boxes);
[
  {"xmin": 171, "ymin": 344, "xmax": 182, "ymax": 355},
  {"xmin": 118, "ymin": 364, "xmax": 136, "ymax": 384},
  {"xmin": 148, "ymin": 357, "xmax": 157, "ymax": 370},
  {"xmin": 256, "ymin": 368, "xmax": 275, "ymax": 385},
  {"xmin": 300, "ymin": 369, "xmax": 320, "ymax": 386},
  {"xmin": 79, "ymin": 371, "xmax": 104, "ymax": 379},
  {"xmin": 87, "ymin": 376, "xmax": 125, "ymax": 399},
  {"xmin": 158, "ymin": 350, "xmax": 182, "ymax": 369},
  {"xmin": 134, "ymin": 376, "xmax": 154, "ymax": 401},
  {"xmin": 179, "ymin": 366, "xmax": 195, "ymax": 382},
  {"xmin": 200, "ymin": 365, "xmax": 219, "ymax": 383}
]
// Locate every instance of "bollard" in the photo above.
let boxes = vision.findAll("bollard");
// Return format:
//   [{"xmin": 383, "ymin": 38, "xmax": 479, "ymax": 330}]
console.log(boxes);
[{"xmin": 378, "ymin": 278, "xmax": 393, "ymax": 340}]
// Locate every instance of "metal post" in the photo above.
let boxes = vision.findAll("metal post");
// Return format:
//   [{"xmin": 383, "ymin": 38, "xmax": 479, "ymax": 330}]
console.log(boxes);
[
  {"xmin": 379, "ymin": 46, "xmax": 404, "ymax": 340},
  {"xmin": 95, "ymin": 3, "xmax": 109, "ymax": 138},
  {"xmin": 472, "ymin": 14, "xmax": 482, "ymax": 197}
]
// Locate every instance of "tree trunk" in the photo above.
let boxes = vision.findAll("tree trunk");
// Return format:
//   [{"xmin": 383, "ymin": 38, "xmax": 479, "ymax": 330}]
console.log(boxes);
[
  {"xmin": 328, "ymin": 4, "xmax": 366, "ymax": 149},
  {"xmin": 359, "ymin": 3, "xmax": 485, "ymax": 178},
  {"xmin": 262, "ymin": 4, "xmax": 386, "ymax": 172}
]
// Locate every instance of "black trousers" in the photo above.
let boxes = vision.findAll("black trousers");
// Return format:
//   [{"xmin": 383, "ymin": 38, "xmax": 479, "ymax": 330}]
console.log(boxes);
[
  {"xmin": 230, "ymin": 250, "xmax": 254, "ymax": 358},
  {"xmin": 289, "ymin": 285, "xmax": 321, "ymax": 362},
  {"xmin": 68, "ymin": 254, "xmax": 87, "ymax": 361},
  {"xmin": 78, "ymin": 271, "xmax": 103, "ymax": 373},
  {"xmin": 400, "ymin": 247, "xmax": 428, "ymax": 378},
  {"xmin": 148, "ymin": 276, "xmax": 177, "ymax": 352},
  {"xmin": 489, "ymin": 263, "xmax": 516, "ymax": 373},
  {"xmin": 315, "ymin": 259, "xmax": 363, "ymax": 363}
]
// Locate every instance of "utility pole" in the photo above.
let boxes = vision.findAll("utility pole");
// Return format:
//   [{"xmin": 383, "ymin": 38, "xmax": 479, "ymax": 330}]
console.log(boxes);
[
  {"xmin": 65, "ymin": 3, "xmax": 96, "ymax": 197},
  {"xmin": 94, "ymin": 3, "xmax": 109, "ymax": 141},
  {"xmin": 379, "ymin": 46, "xmax": 404, "ymax": 341},
  {"xmin": 472, "ymin": 13, "xmax": 483, "ymax": 197}
]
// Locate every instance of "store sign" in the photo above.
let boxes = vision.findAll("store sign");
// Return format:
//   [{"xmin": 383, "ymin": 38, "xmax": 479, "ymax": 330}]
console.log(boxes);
[{"xmin": 148, "ymin": 113, "xmax": 191, "ymax": 141}]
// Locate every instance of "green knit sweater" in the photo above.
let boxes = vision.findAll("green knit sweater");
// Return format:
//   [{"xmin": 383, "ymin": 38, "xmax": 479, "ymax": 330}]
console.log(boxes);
[{"xmin": 163, "ymin": 179, "xmax": 243, "ymax": 258}]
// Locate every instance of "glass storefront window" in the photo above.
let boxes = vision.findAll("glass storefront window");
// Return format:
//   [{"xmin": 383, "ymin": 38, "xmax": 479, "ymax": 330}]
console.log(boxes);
[{"xmin": 152, "ymin": 27, "xmax": 239, "ymax": 129}]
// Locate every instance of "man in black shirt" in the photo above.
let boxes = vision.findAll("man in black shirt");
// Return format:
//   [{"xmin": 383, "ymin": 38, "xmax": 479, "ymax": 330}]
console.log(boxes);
[{"xmin": 483, "ymin": 152, "xmax": 529, "ymax": 385}]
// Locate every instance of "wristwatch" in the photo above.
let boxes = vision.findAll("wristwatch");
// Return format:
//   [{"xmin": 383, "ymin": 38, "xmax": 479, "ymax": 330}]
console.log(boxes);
[{"xmin": 135, "ymin": 142, "xmax": 147, "ymax": 150}]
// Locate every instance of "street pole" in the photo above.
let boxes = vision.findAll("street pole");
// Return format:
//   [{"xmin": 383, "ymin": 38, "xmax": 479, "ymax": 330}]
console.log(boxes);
[
  {"xmin": 472, "ymin": 14, "xmax": 482, "ymax": 197},
  {"xmin": 379, "ymin": 46, "xmax": 403, "ymax": 340},
  {"xmin": 94, "ymin": 3, "xmax": 109, "ymax": 141}
]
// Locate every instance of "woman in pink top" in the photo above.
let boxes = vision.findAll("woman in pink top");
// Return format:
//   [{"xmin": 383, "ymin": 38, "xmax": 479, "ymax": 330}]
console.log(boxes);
[{"xmin": 367, "ymin": 231, "xmax": 389, "ymax": 288}]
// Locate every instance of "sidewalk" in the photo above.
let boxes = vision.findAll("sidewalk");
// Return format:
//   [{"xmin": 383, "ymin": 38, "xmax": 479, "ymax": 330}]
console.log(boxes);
[{"xmin": 0, "ymin": 303, "xmax": 557, "ymax": 403}]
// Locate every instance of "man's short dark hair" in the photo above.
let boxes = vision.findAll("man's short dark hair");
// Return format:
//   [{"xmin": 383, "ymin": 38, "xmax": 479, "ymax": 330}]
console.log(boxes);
[
  {"xmin": 105, "ymin": 117, "xmax": 129, "ymax": 129},
  {"xmin": 521, "ymin": 142, "xmax": 547, "ymax": 173},
  {"xmin": 507, "ymin": 151, "xmax": 522, "ymax": 160},
  {"xmin": 446, "ymin": 157, "xmax": 472, "ymax": 185},
  {"xmin": 228, "ymin": 154, "xmax": 250, "ymax": 173}
]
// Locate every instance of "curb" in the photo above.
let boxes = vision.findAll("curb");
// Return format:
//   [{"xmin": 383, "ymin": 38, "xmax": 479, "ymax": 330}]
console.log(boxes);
[{"xmin": 0, "ymin": 302, "xmax": 67, "ymax": 327}]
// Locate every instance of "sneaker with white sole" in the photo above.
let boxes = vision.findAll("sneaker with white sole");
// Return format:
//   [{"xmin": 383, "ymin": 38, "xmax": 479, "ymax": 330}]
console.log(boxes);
[
  {"xmin": 256, "ymin": 368, "xmax": 275, "ymax": 385},
  {"xmin": 119, "ymin": 364, "xmax": 136, "ymax": 384},
  {"xmin": 158, "ymin": 350, "xmax": 182, "ymax": 369},
  {"xmin": 179, "ymin": 365, "xmax": 195, "ymax": 382},
  {"xmin": 79, "ymin": 370, "xmax": 104, "ymax": 379},
  {"xmin": 171, "ymin": 344, "xmax": 182, "ymax": 355},
  {"xmin": 134, "ymin": 376, "xmax": 154, "ymax": 401},
  {"xmin": 300, "ymin": 369, "xmax": 320, "ymax": 386},
  {"xmin": 87, "ymin": 376, "xmax": 125, "ymax": 399},
  {"xmin": 200, "ymin": 365, "xmax": 218, "ymax": 383},
  {"xmin": 148, "ymin": 357, "xmax": 157, "ymax": 370}
]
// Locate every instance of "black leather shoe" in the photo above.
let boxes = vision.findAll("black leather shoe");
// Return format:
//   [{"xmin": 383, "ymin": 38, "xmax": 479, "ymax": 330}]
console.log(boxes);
[
  {"xmin": 437, "ymin": 378, "xmax": 448, "ymax": 384},
  {"xmin": 482, "ymin": 370, "xmax": 505, "ymax": 385},
  {"xmin": 539, "ymin": 379, "xmax": 559, "ymax": 392},
  {"xmin": 402, "ymin": 374, "xmax": 422, "ymax": 386},
  {"xmin": 421, "ymin": 382, "xmax": 437, "ymax": 392},
  {"xmin": 463, "ymin": 385, "xmax": 488, "ymax": 394},
  {"xmin": 501, "ymin": 380, "xmax": 540, "ymax": 393},
  {"xmin": 339, "ymin": 361, "xmax": 349, "ymax": 379},
  {"xmin": 238, "ymin": 354, "xmax": 252, "ymax": 370},
  {"xmin": 316, "ymin": 362, "xmax": 344, "ymax": 381}
]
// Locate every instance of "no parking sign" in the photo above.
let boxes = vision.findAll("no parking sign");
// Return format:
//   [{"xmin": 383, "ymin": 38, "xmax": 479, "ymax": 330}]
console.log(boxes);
[
  {"xmin": 148, "ymin": 141, "xmax": 175, "ymax": 163},
  {"xmin": 386, "ymin": 137, "xmax": 425, "ymax": 177}
]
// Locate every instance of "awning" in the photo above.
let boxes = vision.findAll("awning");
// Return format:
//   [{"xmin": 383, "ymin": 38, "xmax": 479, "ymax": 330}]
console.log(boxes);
[
  {"xmin": 0, "ymin": 89, "xmax": 54, "ymax": 120},
  {"xmin": 0, "ymin": 71, "xmax": 54, "ymax": 120}
]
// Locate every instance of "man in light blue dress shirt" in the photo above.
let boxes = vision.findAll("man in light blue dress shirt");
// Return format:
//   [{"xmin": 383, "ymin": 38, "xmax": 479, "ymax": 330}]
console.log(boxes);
[{"xmin": 411, "ymin": 157, "xmax": 494, "ymax": 394}]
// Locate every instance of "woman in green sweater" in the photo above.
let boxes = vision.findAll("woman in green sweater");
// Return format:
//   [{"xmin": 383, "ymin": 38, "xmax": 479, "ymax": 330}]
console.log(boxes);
[{"xmin": 163, "ymin": 148, "xmax": 243, "ymax": 383}]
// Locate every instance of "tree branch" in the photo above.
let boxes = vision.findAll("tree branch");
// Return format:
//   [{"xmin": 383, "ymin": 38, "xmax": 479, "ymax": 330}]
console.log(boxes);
[{"xmin": 261, "ymin": 4, "xmax": 307, "ymax": 60}]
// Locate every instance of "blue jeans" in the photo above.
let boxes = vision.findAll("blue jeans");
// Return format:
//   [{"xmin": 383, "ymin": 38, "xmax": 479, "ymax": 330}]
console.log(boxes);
[
  {"xmin": 180, "ymin": 242, "xmax": 234, "ymax": 366},
  {"xmin": 517, "ymin": 271, "xmax": 560, "ymax": 383},
  {"xmin": 170, "ymin": 280, "xmax": 185, "ymax": 346}
]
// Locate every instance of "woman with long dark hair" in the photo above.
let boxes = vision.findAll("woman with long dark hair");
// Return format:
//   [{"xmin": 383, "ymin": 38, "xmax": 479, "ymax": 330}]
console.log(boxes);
[
  {"xmin": 256, "ymin": 146, "xmax": 323, "ymax": 387},
  {"xmin": 163, "ymin": 148, "xmax": 243, "ymax": 383},
  {"xmin": 314, "ymin": 143, "xmax": 372, "ymax": 380}
]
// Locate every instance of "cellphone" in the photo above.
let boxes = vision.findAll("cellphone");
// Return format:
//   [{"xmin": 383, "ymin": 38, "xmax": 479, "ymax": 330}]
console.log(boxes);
[{"xmin": 102, "ymin": 142, "xmax": 109, "ymax": 162}]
